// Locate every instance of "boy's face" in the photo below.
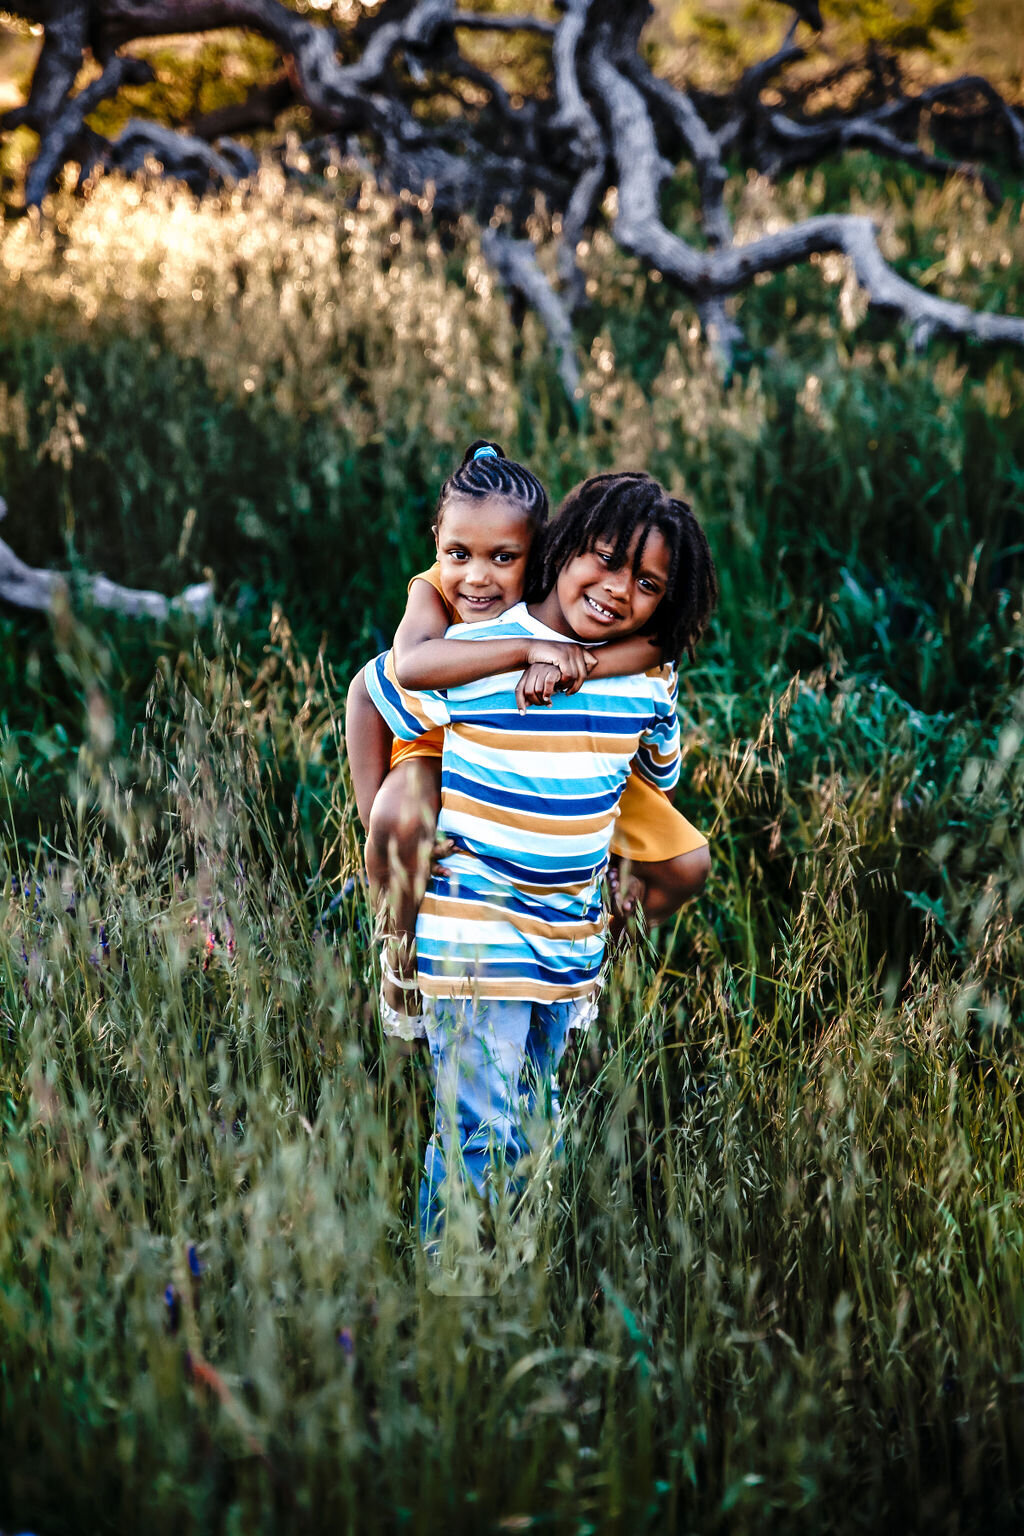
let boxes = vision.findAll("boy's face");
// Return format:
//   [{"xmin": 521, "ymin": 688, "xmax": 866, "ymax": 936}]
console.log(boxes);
[
  {"xmin": 435, "ymin": 494, "xmax": 534, "ymax": 624},
  {"xmin": 541, "ymin": 525, "xmax": 671, "ymax": 643}
]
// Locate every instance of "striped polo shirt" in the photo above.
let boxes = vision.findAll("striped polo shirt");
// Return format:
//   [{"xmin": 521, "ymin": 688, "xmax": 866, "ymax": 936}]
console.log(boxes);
[{"xmin": 364, "ymin": 602, "xmax": 680, "ymax": 1003}]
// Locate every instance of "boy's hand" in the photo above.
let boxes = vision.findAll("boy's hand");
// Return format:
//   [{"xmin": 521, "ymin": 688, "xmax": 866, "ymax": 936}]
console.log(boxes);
[
  {"xmin": 525, "ymin": 640, "xmax": 596, "ymax": 695},
  {"xmin": 516, "ymin": 663, "xmax": 563, "ymax": 712}
]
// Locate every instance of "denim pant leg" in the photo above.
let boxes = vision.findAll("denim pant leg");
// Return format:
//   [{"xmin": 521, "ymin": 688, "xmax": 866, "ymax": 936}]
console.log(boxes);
[
  {"xmin": 420, "ymin": 995, "xmax": 533, "ymax": 1241},
  {"xmin": 520, "ymin": 999, "xmax": 576, "ymax": 1153}
]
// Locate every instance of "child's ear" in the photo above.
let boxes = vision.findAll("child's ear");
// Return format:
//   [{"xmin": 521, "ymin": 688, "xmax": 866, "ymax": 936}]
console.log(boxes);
[{"xmin": 431, "ymin": 523, "xmax": 439, "ymax": 544}]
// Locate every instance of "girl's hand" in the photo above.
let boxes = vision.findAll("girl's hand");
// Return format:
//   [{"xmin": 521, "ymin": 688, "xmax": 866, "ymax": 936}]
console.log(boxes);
[
  {"xmin": 525, "ymin": 640, "xmax": 596, "ymax": 695},
  {"xmin": 430, "ymin": 836, "xmax": 456, "ymax": 874},
  {"xmin": 516, "ymin": 663, "xmax": 563, "ymax": 712}
]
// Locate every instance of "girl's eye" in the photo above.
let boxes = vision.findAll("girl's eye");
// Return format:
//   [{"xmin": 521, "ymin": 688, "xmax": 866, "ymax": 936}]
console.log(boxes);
[
  {"xmin": 595, "ymin": 549, "xmax": 612, "ymax": 564},
  {"xmin": 447, "ymin": 549, "xmax": 469, "ymax": 561},
  {"xmin": 494, "ymin": 553, "xmax": 516, "ymax": 565}
]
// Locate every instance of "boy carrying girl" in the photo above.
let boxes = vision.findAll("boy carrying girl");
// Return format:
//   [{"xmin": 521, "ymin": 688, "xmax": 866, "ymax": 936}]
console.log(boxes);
[{"xmin": 362, "ymin": 470, "xmax": 718, "ymax": 1256}]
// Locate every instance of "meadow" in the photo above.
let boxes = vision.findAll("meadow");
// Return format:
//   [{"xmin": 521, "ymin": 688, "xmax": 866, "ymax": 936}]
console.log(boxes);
[{"xmin": 0, "ymin": 156, "xmax": 1022, "ymax": 1532}]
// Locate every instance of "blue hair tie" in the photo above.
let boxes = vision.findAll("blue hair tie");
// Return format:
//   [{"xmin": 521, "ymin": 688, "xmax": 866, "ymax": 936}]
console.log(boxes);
[{"xmin": 473, "ymin": 444, "xmax": 499, "ymax": 462}]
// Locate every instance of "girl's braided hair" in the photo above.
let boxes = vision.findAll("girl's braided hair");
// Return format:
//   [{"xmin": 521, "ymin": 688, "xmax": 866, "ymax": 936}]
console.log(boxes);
[
  {"xmin": 436, "ymin": 440, "xmax": 549, "ymax": 529},
  {"xmin": 532, "ymin": 471, "xmax": 718, "ymax": 660}
]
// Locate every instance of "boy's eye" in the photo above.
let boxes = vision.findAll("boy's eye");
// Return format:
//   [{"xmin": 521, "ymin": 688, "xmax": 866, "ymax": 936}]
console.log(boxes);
[
  {"xmin": 493, "ymin": 552, "xmax": 518, "ymax": 565},
  {"xmin": 446, "ymin": 549, "xmax": 469, "ymax": 561},
  {"xmin": 595, "ymin": 549, "xmax": 613, "ymax": 564}
]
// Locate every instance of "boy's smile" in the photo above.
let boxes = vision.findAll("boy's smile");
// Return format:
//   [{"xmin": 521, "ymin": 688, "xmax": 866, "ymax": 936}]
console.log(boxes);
[
  {"xmin": 530, "ymin": 525, "xmax": 671, "ymax": 643},
  {"xmin": 435, "ymin": 494, "xmax": 534, "ymax": 624}
]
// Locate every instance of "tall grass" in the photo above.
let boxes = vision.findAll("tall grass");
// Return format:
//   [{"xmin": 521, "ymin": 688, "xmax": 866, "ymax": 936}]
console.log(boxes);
[
  {"xmin": 1, "ymin": 630, "xmax": 1022, "ymax": 1531},
  {"xmin": 0, "ymin": 161, "xmax": 1022, "ymax": 1529}
]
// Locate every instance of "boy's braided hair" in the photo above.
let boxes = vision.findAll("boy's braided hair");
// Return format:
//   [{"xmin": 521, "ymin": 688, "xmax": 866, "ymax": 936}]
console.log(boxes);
[
  {"xmin": 437, "ymin": 440, "xmax": 549, "ymax": 529},
  {"xmin": 532, "ymin": 471, "xmax": 718, "ymax": 660}
]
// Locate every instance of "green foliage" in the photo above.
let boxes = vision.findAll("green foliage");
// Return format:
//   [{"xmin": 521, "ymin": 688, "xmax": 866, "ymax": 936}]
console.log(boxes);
[
  {"xmin": 662, "ymin": 0, "xmax": 972, "ymax": 73},
  {"xmin": 823, "ymin": 0, "xmax": 971, "ymax": 52},
  {"xmin": 0, "ymin": 160, "xmax": 1022, "ymax": 1526},
  {"xmin": 84, "ymin": 32, "xmax": 283, "ymax": 140}
]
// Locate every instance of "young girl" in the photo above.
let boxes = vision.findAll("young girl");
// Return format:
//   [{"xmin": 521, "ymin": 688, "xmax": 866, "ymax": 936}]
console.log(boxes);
[
  {"xmin": 362, "ymin": 469, "xmax": 718, "ymax": 1249},
  {"xmin": 345, "ymin": 445, "xmax": 709, "ymax": 1037}
]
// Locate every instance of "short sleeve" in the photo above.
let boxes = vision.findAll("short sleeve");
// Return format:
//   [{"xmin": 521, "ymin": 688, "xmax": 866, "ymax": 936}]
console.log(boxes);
[
  {"xmin": 409, "ymin": 564, "xmax": 458, "ymax": 624},
  {"xmin": 633, "ymin": 664, "xmax": 680, "ymax": 791},
  {"xmin": 363, "ymin": 650, "xmax": 451, "ymax": 742}
]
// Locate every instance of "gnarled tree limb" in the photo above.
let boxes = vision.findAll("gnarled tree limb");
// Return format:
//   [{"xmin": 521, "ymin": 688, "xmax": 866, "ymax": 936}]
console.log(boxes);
[
  {"xmin": 0, "ymin": 500, "xmax": 213, "ymax": 620},
  {"xmin": 549, "ymin": 0, "xmax": 605, "ymax": 310},
  {"xmin": 481, "ymin": 226, "xmax": 580, "ymax": 400},
  {"xmin": 1, "ymin": 0, "xmax": 90, "ymax": 131},
  {"xmin": 763, "ymin": 103, "xmax": 1002, "ymax": 202},
  {"xmin": 24, "ymin": 53, "xmax": 154, "ymax": 206},
  {"xmin": 590, "ymin": 30, "xmax": 1024, "ymax": 357}
]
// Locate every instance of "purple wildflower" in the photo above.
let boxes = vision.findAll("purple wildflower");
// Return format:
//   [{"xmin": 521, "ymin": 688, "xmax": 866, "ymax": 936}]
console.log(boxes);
[{"xmin": 164, "ymin": 1283, "xmax": 181, "ymax": 1335}]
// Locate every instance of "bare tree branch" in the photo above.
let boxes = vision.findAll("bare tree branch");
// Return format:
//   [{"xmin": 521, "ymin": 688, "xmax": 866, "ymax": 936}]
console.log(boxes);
[
  {"xmin": 101, "ymin": 119, "xmax": 257, "ymax": 189},
  {"xmin": 1, "ymin": 0, "xmax": 90, "ymax": 131},
  {"xmin": 3, "ymin": 0, "xmax": 1023, "ymax": 389},
  {"xmin": 715, "ymin": 30, "xmax": 805, "ymax": 154},
  {"xmin": 0, "ymin": 501, "xmax": 213, "ymax": 620},
  {"xmin": 910, "ymin": 76, "xmax": 1024, "ymax": 169},
  {"xmin": 623, "ymin": 59, "xmax": 732, "ymax": 249},
  {"xmin": 549, "ymin": 0, "xmax": 605, "ymax": 311},
  {"xmin": 481, "ymin": 227, "xmax": 580, "ymax": 400},
  {"xmin": 590, "ymin": 37, "xmax": 1024, "ymax": 353},
  {"xmin": 763, "ymin": 104, "xmax": 1002, "ymax": 202},
  {"xmin": 772, "ymin": 0, "xmax": 822, "ymax": 30},
  {"xmin": 25, "ymin": 54, "xmax": 154, "ymax": 207}
]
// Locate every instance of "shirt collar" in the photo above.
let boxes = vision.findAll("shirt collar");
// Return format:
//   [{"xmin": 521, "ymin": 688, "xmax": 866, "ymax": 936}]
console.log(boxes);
[{"xmin": 446, "ymin": 601, "xmax": 586, "ymax": 643}]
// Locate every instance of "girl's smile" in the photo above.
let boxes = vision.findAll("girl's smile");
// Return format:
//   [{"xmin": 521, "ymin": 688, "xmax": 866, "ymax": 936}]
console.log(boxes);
[
  {"xmin": 435, "ymin": 494, "xmax": 534, "ymax": 624},
  {"xmin": 531, "ymin": 525, "xmax": 671, "ymax": 642}
]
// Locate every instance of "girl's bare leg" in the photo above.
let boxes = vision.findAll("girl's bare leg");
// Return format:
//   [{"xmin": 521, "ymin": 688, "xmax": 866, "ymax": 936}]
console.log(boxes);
[
  {"xmin": 609, "ymin": 844, "xmax": 710, "ymax": 933},
  {"xmin": 346, "ymin": 670, "xmax": 442, "ymax": 1017},
  {"xmin": 365, "ymin": 758, "xmax": 442, "ymax": 1014},
  {"xmin": 345, "ymin": 669, "xmax": 395, "ymax": 830}
]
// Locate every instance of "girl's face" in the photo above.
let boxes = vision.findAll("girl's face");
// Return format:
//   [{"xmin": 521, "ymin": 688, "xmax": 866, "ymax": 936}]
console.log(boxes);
[
  {"xmin": 534, "ymin": 524, "xmax": 672, "ymax": 642},
  {"xmin": 435, "ymin": 494, "xmax": 535, "ymax": 623}
]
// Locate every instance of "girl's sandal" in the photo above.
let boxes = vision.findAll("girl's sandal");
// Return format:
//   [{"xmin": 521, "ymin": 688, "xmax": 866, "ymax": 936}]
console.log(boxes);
[{"xmin": 379, "ymin": 960, "xmax": 427, "ymax": 1042}]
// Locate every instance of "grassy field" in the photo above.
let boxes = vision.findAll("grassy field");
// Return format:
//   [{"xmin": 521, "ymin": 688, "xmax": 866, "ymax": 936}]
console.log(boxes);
[{"xmin": 0, "ymin": 156, "xmax": 1022, "ymax": 1532}]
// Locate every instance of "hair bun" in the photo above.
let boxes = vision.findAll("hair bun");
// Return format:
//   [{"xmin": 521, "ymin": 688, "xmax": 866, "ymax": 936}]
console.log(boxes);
[{"xmin": 461, "ymin": 438, "xmax": 506, "ymax": 467}]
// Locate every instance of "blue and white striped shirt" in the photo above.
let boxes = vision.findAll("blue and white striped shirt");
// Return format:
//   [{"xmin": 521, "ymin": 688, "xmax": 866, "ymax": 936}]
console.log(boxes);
[{"xmin": 364, "ymin": 602, "xmax": 680, "ymax": 1002}]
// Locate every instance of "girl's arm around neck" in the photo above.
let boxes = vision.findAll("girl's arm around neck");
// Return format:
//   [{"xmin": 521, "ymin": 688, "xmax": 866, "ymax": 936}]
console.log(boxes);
[
  {"xmin": 395, "ymin": 634, "xmax": 536, "ymax": 690},
  {"xmin": 586, "ymin": 633, "xmax": 664, "ymax": 678},
  {"xmin": 393, "ymin": 579, "xmax": 593, "ymax": 692}
]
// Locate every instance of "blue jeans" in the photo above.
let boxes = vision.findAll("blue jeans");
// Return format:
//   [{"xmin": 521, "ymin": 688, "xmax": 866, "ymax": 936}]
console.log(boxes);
[{"xmin": 419, "ymin": 995, "xmax": 583, "ymax": 1241}]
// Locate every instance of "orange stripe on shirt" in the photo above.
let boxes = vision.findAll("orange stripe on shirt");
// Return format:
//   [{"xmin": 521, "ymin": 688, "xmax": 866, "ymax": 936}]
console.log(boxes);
[
  {"xmin": 441, "ymin": 790, "xmax": 615, "ymax": 839},
  {"xmin": 454, "ymin": 722, "xmax": 640, "ymax": 756},
  {"xmin": 419, "ymin": 974, "xmax": 599, "ymax": 1003}
]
